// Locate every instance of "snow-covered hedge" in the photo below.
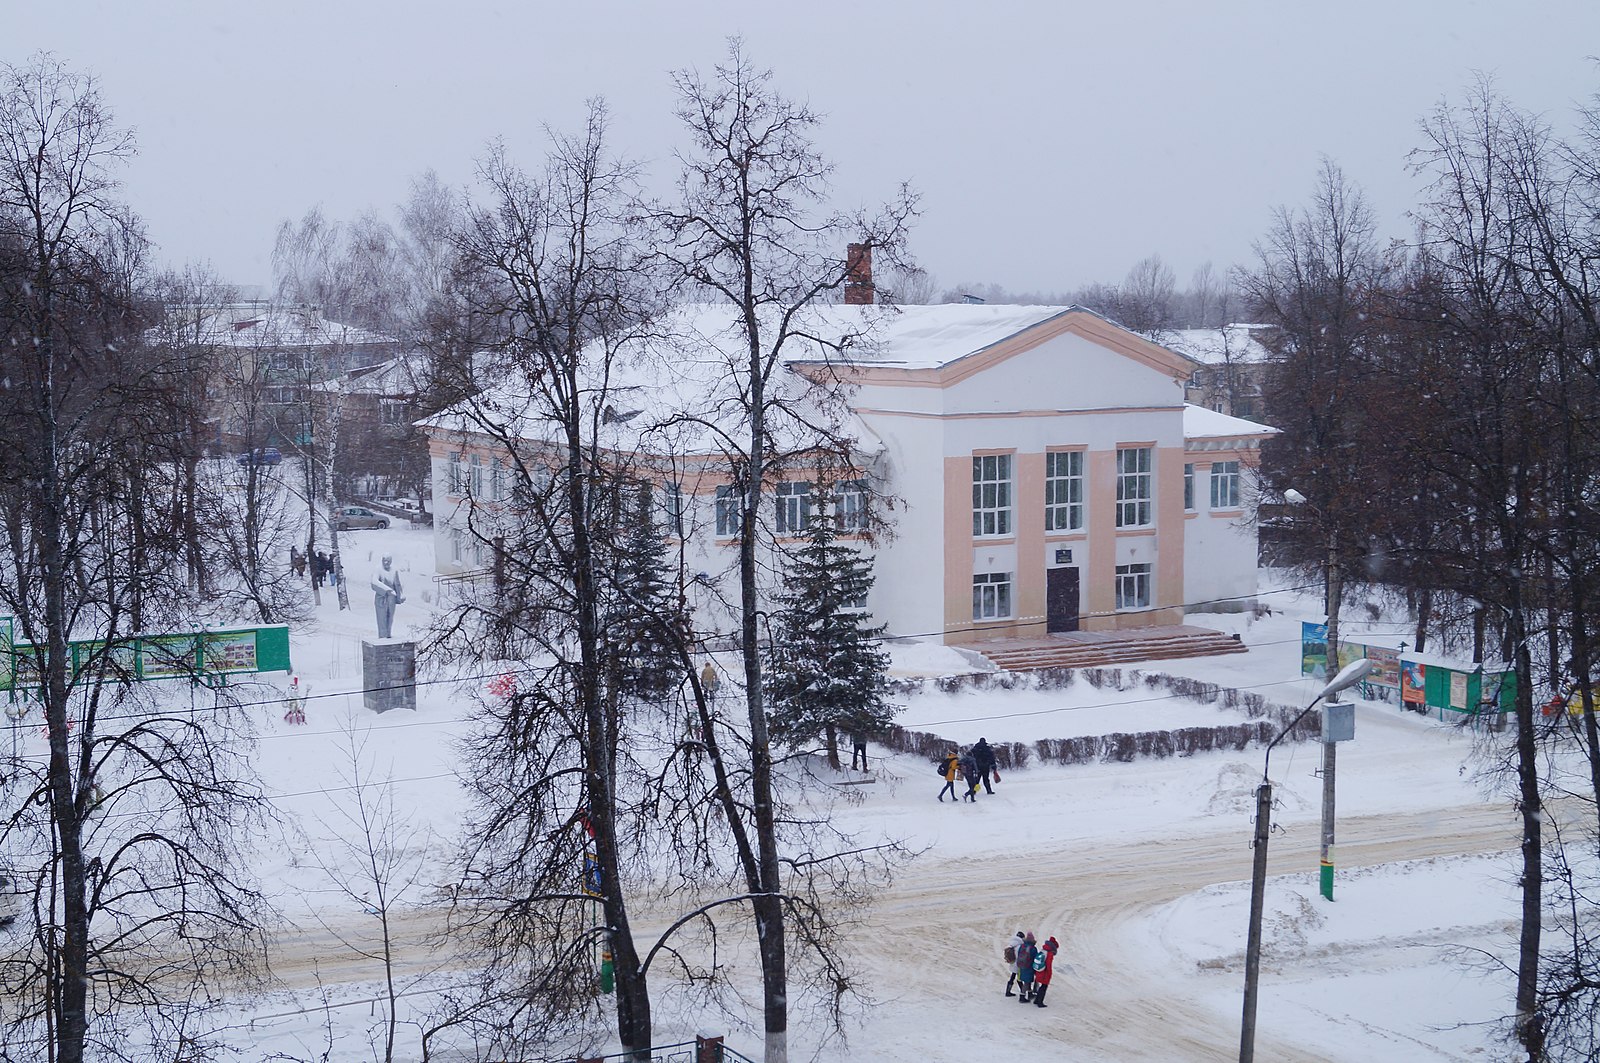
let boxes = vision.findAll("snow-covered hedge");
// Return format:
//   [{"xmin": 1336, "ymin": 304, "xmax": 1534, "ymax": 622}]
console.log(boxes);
[{"xmin": 878, "ymin": 665, "xmax": 1317, "ymax": 770}]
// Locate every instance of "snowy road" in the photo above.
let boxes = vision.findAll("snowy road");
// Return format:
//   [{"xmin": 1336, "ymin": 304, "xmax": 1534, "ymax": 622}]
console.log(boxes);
[
  {"xmin": 851, "ymin": 800, "xmax": 1518, "ymax": 1061},
  {"xmin": 258, "ymin": 800, "xmax": 1518, "ymax": 1061}
]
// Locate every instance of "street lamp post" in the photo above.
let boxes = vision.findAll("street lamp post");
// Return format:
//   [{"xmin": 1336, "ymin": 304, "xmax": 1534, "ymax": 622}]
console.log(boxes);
[{"xmin": 1240, "ymin": 658, "xmax": 1372, "ymax": 1063}]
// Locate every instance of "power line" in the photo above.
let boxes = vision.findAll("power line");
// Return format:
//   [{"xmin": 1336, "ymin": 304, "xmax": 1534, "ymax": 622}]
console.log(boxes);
[{"xmin": 1, "ymin": 580, "xmax": 1330, "ymax": 738}]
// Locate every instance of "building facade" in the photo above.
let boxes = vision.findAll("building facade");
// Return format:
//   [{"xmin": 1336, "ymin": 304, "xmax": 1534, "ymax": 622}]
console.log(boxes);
[{"xmin": 424, "ymin": 305, "xmax": 1274, "ymax": 646}]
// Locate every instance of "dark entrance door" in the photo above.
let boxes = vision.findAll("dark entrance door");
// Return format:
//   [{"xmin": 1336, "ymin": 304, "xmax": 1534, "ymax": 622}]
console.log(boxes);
[{"xmin": 1046, "ymin": 566, "xmax": 1080, "ymax": 633}]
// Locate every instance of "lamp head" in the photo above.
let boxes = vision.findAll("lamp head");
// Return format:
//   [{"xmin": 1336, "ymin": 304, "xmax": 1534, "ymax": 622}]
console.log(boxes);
[{"xmin": 1320, "ymin": 658, "xmax": 1373, "ymax": 700}]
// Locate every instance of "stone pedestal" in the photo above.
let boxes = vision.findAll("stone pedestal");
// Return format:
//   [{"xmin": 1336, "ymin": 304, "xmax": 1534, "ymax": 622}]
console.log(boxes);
[{"xmin": 362, "ymin": 640, "xmax": 416, "ymax": 713}]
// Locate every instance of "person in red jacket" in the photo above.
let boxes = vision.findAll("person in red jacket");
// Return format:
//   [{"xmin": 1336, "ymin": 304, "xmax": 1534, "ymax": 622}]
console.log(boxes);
[{"xmin": 1032, "ymin": 935, "xmax": 1059, "ymax": 1007}]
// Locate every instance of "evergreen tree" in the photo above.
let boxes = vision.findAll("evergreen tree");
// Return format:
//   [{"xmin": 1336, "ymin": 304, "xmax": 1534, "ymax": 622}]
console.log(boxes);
[
  {"xmin": 607, "ymin": 481, "xmax": 684, "ymax": 703},
  {"xmin": 764, "ymin": 497, "xmax": 896, "ymax": 770}
]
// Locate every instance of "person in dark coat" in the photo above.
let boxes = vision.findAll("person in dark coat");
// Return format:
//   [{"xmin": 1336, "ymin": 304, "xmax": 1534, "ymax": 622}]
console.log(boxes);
[
  {"xmin": 1016, "ymin": 932, "xmax": 1037, "ymax": 1003},
  {"xmin": 313, "ymin": 550, "xmax": 329, "ymax": 589},
  {"xmin": 959, "ymin": 747, "xmax": 981, "ymax": 802},
  {"xmin": 1032, "ymin": 935, "xmax": 1059, "ymax": 1008},
  {"xmin": 936, "ymin": 750, "xmax": 961, "ymax": 802},
  {"xmin": 972, "ymin": 737, "xmax": 997, "ymax": 794},
  {"xmin": 850, "ymin": 731, "xmax": 869, "ymax": 771}
]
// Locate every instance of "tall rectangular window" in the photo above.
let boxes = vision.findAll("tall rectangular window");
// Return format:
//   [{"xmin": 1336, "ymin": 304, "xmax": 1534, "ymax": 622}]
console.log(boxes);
[
  {"xmin": 836, "ymin": 478, "xmax": 869, "ymax": 533},
  {"xmin": 490, "ymin": 458, "xmax": 506, "ymax": 502},
  {"xmin": 972, "ymin": 454, "xmax": 1013, "ymax": 537},
  {"xmin": 1184, "ymin": 463, "xmax": 1195, "ymax": 511},
  {"xmin": 1115, "ymin": 563, "xmax": 1151, "ymax": 610},
  {"xmin": 1044, "ymin": 450, "xmax": 1085, "ymax": 532},
  {"xmin": 776, "ymin": 481, "xmax": 812, "ymax": 535},
  {"xmin": 972, "ymin": 572, "xmax": 1013, "ymax": 620},
  {"xmin": 660, "ymin": 480, "xmax": 685, "ymax": 538},
  {"xmin": 1210, "ymin": 460, "xmax": 1241, "ymax": 509},
  {"xmin": 715, "ymin": 484, "xmax": 742, "ymax": 537},
  {"xmin": 469, "ymin": 455, "xmax": 485, "ymax": 498},
  {"xmin": 447, "ymin": 454, "xmax": 465, "ymax": 495},
  {"xmin": 1115, "ymin": 447, "xmax": 1153, "ymax": 528}
]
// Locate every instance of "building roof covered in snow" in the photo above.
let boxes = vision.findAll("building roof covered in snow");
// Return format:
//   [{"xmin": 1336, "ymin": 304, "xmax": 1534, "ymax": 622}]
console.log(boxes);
[
  {"xmin": 1183, "ymin": 403, "xmax": 1278, "ymax": 448},
  {"xmin": 1163, "ymin": 324, "xmax": 1276, "ymax": 366},
  {"xmin": 168, "ymin": 302, "xmax": 396, "ymax": 349}
]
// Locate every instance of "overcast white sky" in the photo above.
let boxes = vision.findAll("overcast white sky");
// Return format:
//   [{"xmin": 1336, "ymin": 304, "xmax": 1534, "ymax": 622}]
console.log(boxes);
[{"xmin": 8, "ymin": 1, "xmax": 1600, "ymax": 296}]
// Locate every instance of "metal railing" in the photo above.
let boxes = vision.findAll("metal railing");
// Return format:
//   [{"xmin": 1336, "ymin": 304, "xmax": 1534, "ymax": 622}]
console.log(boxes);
[{"xmin": 550, "ymin": 1036, "xmax": 755, "ymax": 1063}]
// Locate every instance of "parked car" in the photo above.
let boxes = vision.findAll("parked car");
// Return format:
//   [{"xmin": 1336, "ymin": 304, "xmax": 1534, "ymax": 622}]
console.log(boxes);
[
  {"xmin": 333, "ymin": 505, "xmax": 388, "ymax": 531},
  {"xmin": 236, "ymin": 447, "xmax": 283, "ymax": 467}
]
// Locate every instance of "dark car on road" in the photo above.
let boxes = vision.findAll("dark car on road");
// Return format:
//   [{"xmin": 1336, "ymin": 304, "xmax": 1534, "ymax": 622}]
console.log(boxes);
[{"xmin": 236, "ymin": 447, "xmax": 283, "ymax": 466}]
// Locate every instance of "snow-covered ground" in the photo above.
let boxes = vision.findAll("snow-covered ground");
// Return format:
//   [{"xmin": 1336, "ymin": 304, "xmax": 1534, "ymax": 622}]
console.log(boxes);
[{"xmin": 8, "ymin": 529, "xmax": 1528, "ymax": 1060}]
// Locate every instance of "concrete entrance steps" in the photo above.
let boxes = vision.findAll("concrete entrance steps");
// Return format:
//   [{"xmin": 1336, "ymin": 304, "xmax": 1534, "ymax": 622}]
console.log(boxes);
[{"xmin": 970, "ymin": 624, "xmax": 1249, "ymax": 672}]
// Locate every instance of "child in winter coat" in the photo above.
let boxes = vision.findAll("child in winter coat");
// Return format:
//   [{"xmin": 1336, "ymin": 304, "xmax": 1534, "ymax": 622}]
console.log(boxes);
[
  {"xmin": 1003, "ymin": 930, "xmax": 1027, "ymax": 997},
  {"xmin": 1031, "ymin": 936, "xmax": 1059, "ymax": 1008},
  {"xmin": 937, "ymin": 751, "xmax": 962, "ymax": 802},
  {"xmin": 1015, "ymin": 932, "xmax": 1037, "ymax": 1003}
]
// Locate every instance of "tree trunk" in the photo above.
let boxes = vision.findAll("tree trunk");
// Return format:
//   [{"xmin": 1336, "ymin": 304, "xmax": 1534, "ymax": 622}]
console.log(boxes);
[
  {"xmin": 741, "ymin": 320, "xmax": 788, "ymax": 1063},
  {"xmin": 1506, "ymin": 582, "xmax": 1544, "ymax": 1060},
  {"xmin": 35, "ymin": 282, "xmax": 91, "ymax": 1063},
  {"xmin": 1413, "ymin": 586, "xmax": 1431, "ymax": 654}
]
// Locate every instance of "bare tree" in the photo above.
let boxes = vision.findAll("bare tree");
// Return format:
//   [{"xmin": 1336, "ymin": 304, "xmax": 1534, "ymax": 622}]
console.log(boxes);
[
  {"xmin": 1117, "ymin": 253, "xmax": 1177, "ymax": 335},
  {"xmin": 649, "ymin": 42, "xmax": 915, "ymax": 1062},
  {"xmin": 1241, "ymin": 158, "xmax": 1392, "ymax": 674},
  {"xmin": 311, "ymin": 723, "xmax": 433, "ymax": 1063},
  {"xmin": 0, "ymin": 54, "xmax": 269, "ymax": 1062},
  {"xmin": 426, "ymin": 109, "xmax": 667, "ymax": 1059}
]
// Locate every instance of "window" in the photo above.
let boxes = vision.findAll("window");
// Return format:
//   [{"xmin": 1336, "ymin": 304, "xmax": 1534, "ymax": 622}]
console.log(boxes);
[
  {"xmin": 1184, "ymin": 463, "xmax": 1195, "ymax": 511},
  {"xmin": 1115, "ymin": 447, "xmax": 1153, "ymax": 528},
  {"xmin": 715, "ymin": 484, "xmax": 742, "ymax": 537},
  {"xmin": 972, "ymin": 454, "xmax": 1013, "ymax": 537},
  {"xmin": 447, "ymin": 453, "xmax": 465, "ymax": 495},
  {"xmin": 490, "ymin": 458, "xmax": 505, "ymax": 502},
  {"xmin": 380, "ymin": 401, "xmax": 408, "ymax": 425},
  {"xmin": 836, "ymin": 478, "xmax": 869, "ymax": 533},
  {"xmin": 972, "ymin": 572, "xmax": 1013, "ymax": 621},
  {"xmin": 469, "ymin": 456, "xmax": 485, "ymax": 498},
  {"xmin": 776, "ymin": 481, "xmax": 812, "ymax": 535},
  {"xmin": 1210, "ymin": 460, "xmax": 1241, "ymax": 509},
  {"xmin": 661, "ymin": 480, "xmax": 685, "ymax": 538},
  {"xmin": 1044, "ymin": 451, "xmax": 1084, "ymax": 532},
  {"xmin": 1115, "ymin": 563, "xmax": 1151, "ymax": 610}
]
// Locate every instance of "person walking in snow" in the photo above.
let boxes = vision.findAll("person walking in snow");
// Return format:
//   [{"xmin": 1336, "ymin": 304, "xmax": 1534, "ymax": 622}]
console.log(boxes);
[
  {"xmin": 959, "ymin": 746, "xmax": 981, "ymax": 802},
  {"xmin": 1003, "ymin": 929, "xmax": 1027, "ymax": 997},
  {"xmin": 1015, "ymin": 931, "xmax": 1038, "ymax": 1003},
  {"xmin": 972, "ymin": 736, "xmax": 997, "ymax": 795},
  {"xmin": 312, "ymin": 550, "xmax": 329, "ymax": 589},
  {"xmin": 1031, "ymin": 935, "xmax": 1059, "ymax": 1008},
  {"xmin": 936, "ymin": 750, "xmax": 961, "ymax": 802}
]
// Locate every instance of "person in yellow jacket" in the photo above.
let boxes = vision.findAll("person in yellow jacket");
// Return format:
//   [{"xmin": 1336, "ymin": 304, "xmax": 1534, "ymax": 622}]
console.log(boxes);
[{"xmin": 936, "ymin": 749, "xmax": 962, "ymax": 802}]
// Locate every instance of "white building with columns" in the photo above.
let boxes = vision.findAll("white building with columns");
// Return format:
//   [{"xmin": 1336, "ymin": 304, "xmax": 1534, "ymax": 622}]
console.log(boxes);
[{"xmin": 423, "ymin": 302, "xmax": 1275, "ymax": 647}]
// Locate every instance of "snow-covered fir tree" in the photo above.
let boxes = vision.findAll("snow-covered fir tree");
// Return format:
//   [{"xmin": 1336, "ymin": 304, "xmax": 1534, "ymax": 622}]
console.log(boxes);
[
  {"xmin": 764, "ymin": 497, "xmax": 896, "ymax": 770},
  {"xmin": 606, "ymin": 481, "xmax": 686, "ymax": 703}
]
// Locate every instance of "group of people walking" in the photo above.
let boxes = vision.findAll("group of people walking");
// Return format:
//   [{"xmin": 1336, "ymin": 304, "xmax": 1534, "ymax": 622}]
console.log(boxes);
[
  {"xmin": 289, "ymin": 546, "xmax": 338, "ymax": 588},
  {"xmin": 936, "ymin": 737, "xmax": 998, "ymax": 802},
  {"xmin": 1003, "ymin": 930, "xmax": 1059, "ymax": 1008}
]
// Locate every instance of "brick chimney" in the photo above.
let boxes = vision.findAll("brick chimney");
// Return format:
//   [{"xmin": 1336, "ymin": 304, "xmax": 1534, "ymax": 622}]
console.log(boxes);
[{"xmin": 844, "ymin": 242, "xmax": 874, "ymax": 305}]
